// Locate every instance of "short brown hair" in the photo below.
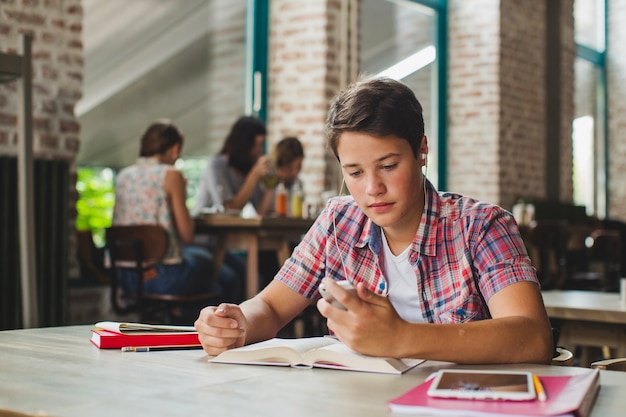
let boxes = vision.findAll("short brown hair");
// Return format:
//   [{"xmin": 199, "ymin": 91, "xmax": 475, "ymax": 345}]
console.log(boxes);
[
  {"xmin": 139, "ymin": 119, "xmax": 184, "ymax": 157},
  {"xmin": 274, "ymin": 136, "xmax": 304, "ymax": 168},
  {"xmin": 325, "ymin": 77, "xmax": 424, "ymax": 160}
]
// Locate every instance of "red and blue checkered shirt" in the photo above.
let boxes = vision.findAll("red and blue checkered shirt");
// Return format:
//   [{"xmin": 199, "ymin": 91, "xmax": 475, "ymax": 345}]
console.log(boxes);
[{"xmin": 275, "ymin": 180, "xmax": 539, "ymax": 323}]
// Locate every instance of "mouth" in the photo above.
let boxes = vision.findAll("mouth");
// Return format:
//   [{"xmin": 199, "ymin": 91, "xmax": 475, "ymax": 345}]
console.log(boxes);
[{"xmin": 368, "ymin": 202, "xmax": 394, "ymax": 212}]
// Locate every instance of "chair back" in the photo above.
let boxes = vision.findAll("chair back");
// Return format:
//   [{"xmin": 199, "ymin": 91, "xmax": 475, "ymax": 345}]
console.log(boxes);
[
  {"xmin": 105, "ymin": 224, "xmax": 221, "ymax": 324},
  {"xmin": 105, "ymin": 225, "xmax": 169, "ymax": 317},
  {"xmin": 106, "ymin": 225, "xmax": 169, "ymax": 266},
  {"xmin": 591, "ymin": 358, "xmax": 626, "ymax": 371}
]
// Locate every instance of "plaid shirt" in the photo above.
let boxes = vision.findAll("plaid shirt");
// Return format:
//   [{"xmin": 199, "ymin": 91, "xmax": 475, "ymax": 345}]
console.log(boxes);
[{"xmin": 275, "ymin": 179, "xmax": 538, "ymax": 324}]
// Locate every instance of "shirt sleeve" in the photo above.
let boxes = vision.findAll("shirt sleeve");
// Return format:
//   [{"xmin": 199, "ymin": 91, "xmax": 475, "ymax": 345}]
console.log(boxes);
[
  {"xmin": 470, "ymin": 206, "xmax": 539, "ymax": 302},
  {"xmin": 275, "ymin": 208, "xmax": 332, "ymax": 299}
]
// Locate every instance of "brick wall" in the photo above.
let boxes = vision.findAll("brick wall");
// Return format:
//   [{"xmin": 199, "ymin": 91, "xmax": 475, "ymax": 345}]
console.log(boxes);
[
  {"xmin": 607, "ymin": 0, "xmax": 626, "ymax": 220},
  {"xmin": 448, "ymin": 0, "xmax": 574, "ymax": 209},
  {"xmin": 499, "ymin": 1, "xmax": 547, "ymax": 206},
  {"xmin": 0, "ymin": 0, "xmax": 83, "ymax": 277},
  {"xmin": 448, "ymin": 0, "xmax": 501, "ymax": 204},
  {"xmin": 0, "ymin": 0, "xmax": 82, "ymax": 160},
  {"xmin": 267, "ymin": 0, "xmax": 345, "ymax": 200}
]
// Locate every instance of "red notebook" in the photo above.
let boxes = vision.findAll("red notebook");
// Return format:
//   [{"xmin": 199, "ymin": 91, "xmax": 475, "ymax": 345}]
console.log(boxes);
[
  {"xmin": 90, "ymin": 328, "xmax": 201, "ymax": 349},
  {"xmin": 388, "ymin": 369, "xmax": 600, "ymax": 417}
]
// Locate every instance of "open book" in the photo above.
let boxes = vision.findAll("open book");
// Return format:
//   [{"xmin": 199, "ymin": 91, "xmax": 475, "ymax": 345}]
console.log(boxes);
[{"xmin": 209, "ymin": 337, "xmax": 424, "ymax": 374}]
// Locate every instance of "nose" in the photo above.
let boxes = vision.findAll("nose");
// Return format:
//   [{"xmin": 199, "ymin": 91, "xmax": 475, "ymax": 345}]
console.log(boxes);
[{"xmin": 365, "ymin": 172, "xmax": 385, "ymax": 196}]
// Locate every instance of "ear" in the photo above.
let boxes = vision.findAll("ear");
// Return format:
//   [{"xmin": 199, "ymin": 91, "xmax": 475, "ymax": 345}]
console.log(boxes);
[
  {"xmin": 419, "ymin": 135, "xmax": 429, "ymax": 155},
  {"xmin": 419, "ymin": 136, "xmax": 429, "ymax": 166}
]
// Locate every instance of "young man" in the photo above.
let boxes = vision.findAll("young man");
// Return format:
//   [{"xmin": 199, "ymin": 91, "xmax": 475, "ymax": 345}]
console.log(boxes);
[{"xmin": 194, "ymin": 77, "xmax": 553, "ymax": 364}]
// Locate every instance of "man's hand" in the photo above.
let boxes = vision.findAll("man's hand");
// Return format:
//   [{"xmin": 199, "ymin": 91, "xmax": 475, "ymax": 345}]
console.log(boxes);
[
  {"xmin": 194, "ymin": 303, "xmax": 247, "ymax": 355},
  {"xmin": 316, "ymin": 278, "xmax": 406, "ymax": 358}
]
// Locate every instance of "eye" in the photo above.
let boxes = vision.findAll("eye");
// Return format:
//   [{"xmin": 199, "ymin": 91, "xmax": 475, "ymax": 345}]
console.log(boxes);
[
  {"xmin": 347, "ymin": 169, "xmax": 362, "ymax": 177},
  {"xmin": 381, "ymin": 163, "xmax": 397, "ymax": 171}
]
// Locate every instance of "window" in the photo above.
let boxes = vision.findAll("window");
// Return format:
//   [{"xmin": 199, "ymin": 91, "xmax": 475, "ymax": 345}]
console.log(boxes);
[
  {"xmin": 573, "ymin": 0, "xmax": 606, "ymax": 217},
  {"xmin": 359, "ymin": 0, "xmax": 447, "ymax": 189}
]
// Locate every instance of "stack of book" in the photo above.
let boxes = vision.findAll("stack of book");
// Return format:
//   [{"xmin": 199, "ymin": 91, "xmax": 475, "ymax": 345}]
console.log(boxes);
[{"xmin": 89, "ymin": 321, "xmax": 201, "ymax": 350}]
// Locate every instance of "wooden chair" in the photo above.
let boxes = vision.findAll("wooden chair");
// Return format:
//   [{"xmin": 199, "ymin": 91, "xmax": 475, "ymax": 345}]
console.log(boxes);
[
  {"xmin": 590, "ymin": 358, "xmax": 626, "ymax": 371},
  {"xmin": 567, "ymin": 228, "xmax": 622, "ymax": 292},
  {"xmin": 551, "ymin": 327, "xmax": 574, "ymax": 366},
  {"xmin": 106, "ymin": 225, "xmax": 221, "ymax": 324},
  {"xmin": 76, "ymin": 229, "xmax": 110, "ymax": 284},
  {"xmin": 525, "ymin": 221, "xmax": 569, "ymax": 290}
]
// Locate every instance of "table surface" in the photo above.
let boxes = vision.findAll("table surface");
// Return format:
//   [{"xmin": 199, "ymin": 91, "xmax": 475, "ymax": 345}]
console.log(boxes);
[
  {"xmin": 542, "ymin": 290, "xmax": 626, "ymax": 323},
  {"xmin": 2, "ymin": 325, "xmax": 626, "ymax": 417}
]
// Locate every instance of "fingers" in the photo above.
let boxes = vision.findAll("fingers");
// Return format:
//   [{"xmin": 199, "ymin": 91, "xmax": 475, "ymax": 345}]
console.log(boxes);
[{"xmin": 194, "ymin": 304, "xmax": 246, "ymax": 355}]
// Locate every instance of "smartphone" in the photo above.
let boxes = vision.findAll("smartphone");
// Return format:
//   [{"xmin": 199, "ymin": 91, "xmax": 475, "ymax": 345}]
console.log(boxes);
[
  {"xmin": 318, "ymin": 280, "xmax": 356, "ymax": 310},
  {"xmin": 426, "ymin": 370, "xmax": 536, "ymax": 401}
]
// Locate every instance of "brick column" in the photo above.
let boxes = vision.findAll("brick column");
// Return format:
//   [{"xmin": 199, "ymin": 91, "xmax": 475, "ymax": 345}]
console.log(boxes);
[
  {"xmin": 267, "ymin": 0, "xmax": 346, "ymax": 201},
  {"xmin": 448, "ymin": 0, "xmax": 573, "ymax": 209}
]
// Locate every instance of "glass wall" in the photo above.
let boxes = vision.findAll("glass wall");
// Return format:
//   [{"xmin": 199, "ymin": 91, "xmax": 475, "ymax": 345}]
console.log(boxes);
[{"xmin": 359, "ymin": 0, "xmax": 446, "ymax": 188}]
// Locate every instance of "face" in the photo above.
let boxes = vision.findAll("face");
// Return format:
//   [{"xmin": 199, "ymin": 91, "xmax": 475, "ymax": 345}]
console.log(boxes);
[
  {"xmin": 251, "ymin": 134, "xmax": 266, "ymax": 162},
  {"xmin": 277, "ymin": 157, "xmax": 303, "ymax": 184},
  {"xmin": 337, "ymin": 132, "xmax": 427, "ymax": 235}
]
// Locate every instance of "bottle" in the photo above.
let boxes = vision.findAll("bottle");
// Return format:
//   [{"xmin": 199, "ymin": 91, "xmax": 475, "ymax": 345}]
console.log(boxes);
[
  {"xmin": 290, "ymin": 182, "xmax": 303, "ymax": 218},
  {"xmin": 275, "ymin": 182, "xmax": 288, "ymax": 216}
]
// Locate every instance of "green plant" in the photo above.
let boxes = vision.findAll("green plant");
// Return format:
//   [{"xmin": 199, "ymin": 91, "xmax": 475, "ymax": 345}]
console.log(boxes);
[{"xmin": 75, "ymin": 167, "xmax": 115, "ymax": 247}]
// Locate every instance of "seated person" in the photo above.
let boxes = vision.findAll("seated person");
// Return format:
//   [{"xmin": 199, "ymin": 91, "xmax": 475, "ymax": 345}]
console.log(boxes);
[
  {"xmin": 194, "ymin": 77, "xmax": 553, "ymax": 364},
  {"xmin": 112, "ymin": 119, "xmax": 241, "ymax": 308},
  {"xmin": 193, "ymin": 115, "xmax": 274, "ymax": 216},
  {"xmin": 257, "ymin": 136, "xmax": 306, "ymax": 284},
  {"xmin": 273, "ymin": 136, "xmax": 304, "ymax": 212}
]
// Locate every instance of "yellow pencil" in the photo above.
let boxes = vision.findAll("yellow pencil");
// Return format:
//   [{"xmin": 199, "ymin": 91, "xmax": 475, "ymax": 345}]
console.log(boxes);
[{"xmin": 533, "ymin": 374, "xmax": 547, "ymax": 402}]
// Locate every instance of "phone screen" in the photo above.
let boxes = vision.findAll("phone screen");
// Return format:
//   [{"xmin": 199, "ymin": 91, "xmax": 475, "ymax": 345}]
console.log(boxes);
[{"xmin": 427, "ymin": 370, "xmax": 536, "ymax": 401}]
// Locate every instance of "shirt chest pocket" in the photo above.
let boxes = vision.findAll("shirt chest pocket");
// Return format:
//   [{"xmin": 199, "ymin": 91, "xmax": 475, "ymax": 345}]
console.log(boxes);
[{"xmin": 437, "ymin": 293, "xmax": 485, "ymax": 324}]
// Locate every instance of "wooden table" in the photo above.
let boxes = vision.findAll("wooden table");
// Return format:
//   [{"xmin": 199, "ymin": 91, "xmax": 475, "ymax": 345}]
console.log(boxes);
[
  {"xmin": 2, "ymin": 325, "xmax": 626, "ymax": 417},
  {"xmin": 195, "ymin": 214, "xmax": 314, "ymax": 298},
  {"xmin": 542, "ymin": 290, "xmax": 626, "ymax": 366}
]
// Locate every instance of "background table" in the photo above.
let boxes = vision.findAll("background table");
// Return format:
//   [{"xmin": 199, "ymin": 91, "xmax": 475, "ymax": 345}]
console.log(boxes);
[
  {"xmin": 2, "ymin": 325, "xmax": 626, "ymax": 417},
  {"xmin": 542, "ymin": 290, "xmax": 626, "ymax": 366},
  {"xmin": 195, "ymin": 214, "xmax": 314, "ymax": 298}
]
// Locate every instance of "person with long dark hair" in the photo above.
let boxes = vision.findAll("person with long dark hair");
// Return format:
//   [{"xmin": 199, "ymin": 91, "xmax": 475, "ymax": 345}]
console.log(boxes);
[{"xmin": 193, "ymin": 116, "xmax": 274, "ymax": 216}]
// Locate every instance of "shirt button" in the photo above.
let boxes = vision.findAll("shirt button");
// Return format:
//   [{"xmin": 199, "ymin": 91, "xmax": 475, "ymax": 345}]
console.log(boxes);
[{"xmin": 378, "ymin": 281, "xmax": 386, "ymax": 292}]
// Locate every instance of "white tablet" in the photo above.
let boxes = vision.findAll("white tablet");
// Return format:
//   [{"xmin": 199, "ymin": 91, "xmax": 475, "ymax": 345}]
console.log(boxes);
[{"xmin": 426, "ymin": 369, "xmax": 536, "ymax": 401}]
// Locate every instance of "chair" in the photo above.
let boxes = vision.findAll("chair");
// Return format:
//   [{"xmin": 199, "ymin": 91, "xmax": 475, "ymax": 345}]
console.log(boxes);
[
  {"xmin": 76, "ymin": 229, "xmax": 110, "ymax": 284},
  {"xmin": 551, "ymin": 327, "xmax": 574, "ymax": 366},
  {"xmin": 567, "ymin": 228, "xmax": 622, "ymax": 292},
  {"xmin": 590, "ymin": 358, "xmax": 626, "ymax": 371},
  {"xmin": 106, "ymin": 225, "xmax": 221, "ymax": 324},
  {"xmin": 525, "ymin": 221, "xmax": 569, "ymax": 290}
]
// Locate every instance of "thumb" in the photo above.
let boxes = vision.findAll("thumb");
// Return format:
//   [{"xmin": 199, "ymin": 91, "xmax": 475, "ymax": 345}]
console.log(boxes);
[
  {"xmin": 356, "ymin": 282, "xmax": 388, "ymax": 306},
  {"xmin": 215, "ymin": 303, "xmax": 244, "ymax": 327}
]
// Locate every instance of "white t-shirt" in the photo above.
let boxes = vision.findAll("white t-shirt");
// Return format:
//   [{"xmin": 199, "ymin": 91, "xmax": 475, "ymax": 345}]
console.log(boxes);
[{"xmin": 381, "ymin": 232, "xmax": 424, "ymax": 322}]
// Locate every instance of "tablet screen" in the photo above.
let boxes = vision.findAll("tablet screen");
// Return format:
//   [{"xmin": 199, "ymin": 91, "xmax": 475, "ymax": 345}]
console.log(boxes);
[{"xmin": 427, "ymin": 370, "xmax": 536, "ymax": 401}]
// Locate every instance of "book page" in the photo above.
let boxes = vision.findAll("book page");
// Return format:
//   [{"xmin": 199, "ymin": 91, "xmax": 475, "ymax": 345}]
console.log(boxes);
[
  {"xmin": 303, "ymin": 343, "xmax": 424, "ymax": 374},
  {"xmin": 95, "ymin": 321, "xmax": 197, "ymax": 334},
  {"xmin": 209, "ymin": 337, "xmax": 340, "ymax": 366}
]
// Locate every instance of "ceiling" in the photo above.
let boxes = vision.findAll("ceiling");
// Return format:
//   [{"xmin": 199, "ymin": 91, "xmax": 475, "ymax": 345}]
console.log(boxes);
[
  {"xmin": 76, "ymin": 0, "xmax": 431, "ymax": 169},
  {"xmin": 77, "ymin": 0, "xmax": 213, "ymax": 168}
]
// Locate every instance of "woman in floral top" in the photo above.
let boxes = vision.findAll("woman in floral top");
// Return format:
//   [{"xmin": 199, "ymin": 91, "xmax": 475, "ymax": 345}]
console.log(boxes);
[{"xmin": 113, "ymin": 120, "xmax": 241, "ymax": 306}]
